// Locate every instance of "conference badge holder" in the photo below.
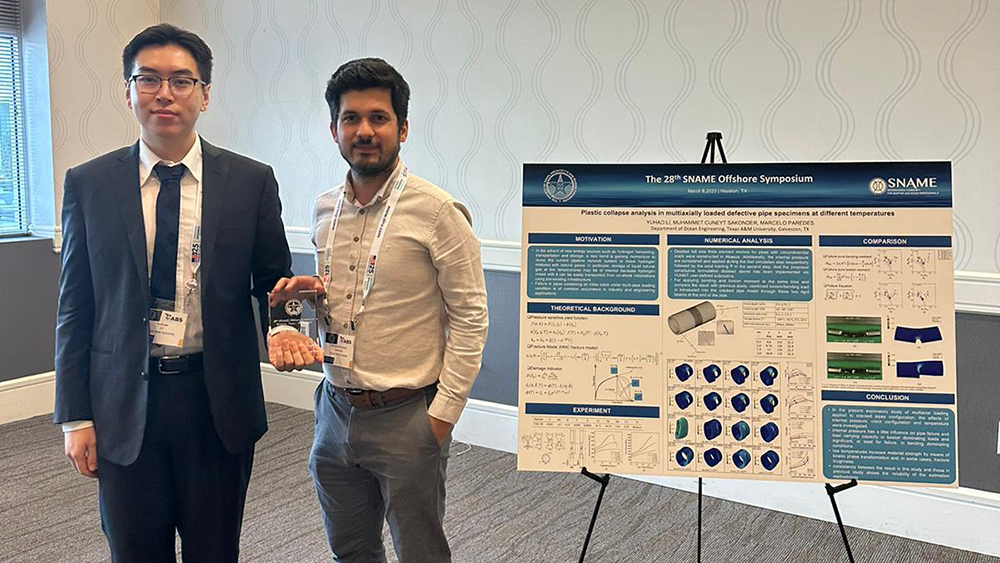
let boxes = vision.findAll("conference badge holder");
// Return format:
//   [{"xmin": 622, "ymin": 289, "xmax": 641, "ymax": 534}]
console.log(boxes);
[{"xmin": 149, "ymin": 298, "xmax": 187, "ymax": 348}]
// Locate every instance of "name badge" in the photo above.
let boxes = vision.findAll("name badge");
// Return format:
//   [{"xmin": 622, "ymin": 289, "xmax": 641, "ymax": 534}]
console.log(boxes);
[
  {"xmin": 323, "ymin": 332, "xmax": 354, "ymax": 369},
  {"xmin": 149, "ymin": 308, "xmax": 187, "ymax": 347}
]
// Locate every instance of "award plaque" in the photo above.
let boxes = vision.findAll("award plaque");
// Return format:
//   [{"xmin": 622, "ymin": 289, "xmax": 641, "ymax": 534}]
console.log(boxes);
[{"xmin": 268, "ymin": 289, "xmax": 321, "ymax": 345}]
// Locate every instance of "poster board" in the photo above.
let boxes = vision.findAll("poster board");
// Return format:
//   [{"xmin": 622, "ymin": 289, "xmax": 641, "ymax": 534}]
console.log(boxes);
[{"xmin": 518, "ymin": 162, "xmax": 957, "ymax": 486}]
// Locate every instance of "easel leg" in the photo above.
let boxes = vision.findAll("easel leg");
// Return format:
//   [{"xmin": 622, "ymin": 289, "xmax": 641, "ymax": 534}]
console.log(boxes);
[
  {"xmin": 825, "ymin": 480, "xmax": 859, "ymax": 563},
  {"xmin": 697, "ymin": 477, "xmax": 703, "ymax": 563},
  {"xmin": 695, "ymin": 130, "xmax": 725, "ymax": 563},
  {"xmin": 579, "ymin": 467, "xmax": 611, "ymax": 563}
]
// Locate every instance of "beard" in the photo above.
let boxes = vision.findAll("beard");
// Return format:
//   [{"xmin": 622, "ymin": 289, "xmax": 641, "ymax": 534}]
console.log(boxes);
[{"xmin": 342, "ymin": 140, "xmax": 400, "ymax": 180}]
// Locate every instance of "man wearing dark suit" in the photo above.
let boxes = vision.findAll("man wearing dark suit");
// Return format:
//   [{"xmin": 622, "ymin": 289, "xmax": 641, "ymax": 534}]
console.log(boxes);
[{"xmin": 54, "ymin": 24, "xmax": 293, "ymax": 562}]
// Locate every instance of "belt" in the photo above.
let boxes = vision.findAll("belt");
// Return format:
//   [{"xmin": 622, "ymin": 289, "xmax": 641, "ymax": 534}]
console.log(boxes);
[
  {"xmin": 148, "ymin": 353, "xmax": 204, "ymax": 376},
  {"xmin": 332, "ymin": 385, "xmax": 422, "ymax": 408}
]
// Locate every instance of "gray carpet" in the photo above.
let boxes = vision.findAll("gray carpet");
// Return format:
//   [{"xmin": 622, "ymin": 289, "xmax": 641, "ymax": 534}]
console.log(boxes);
[{"xmin": 2, "ymin": 403, "xmax": 996, "ymax": 563}]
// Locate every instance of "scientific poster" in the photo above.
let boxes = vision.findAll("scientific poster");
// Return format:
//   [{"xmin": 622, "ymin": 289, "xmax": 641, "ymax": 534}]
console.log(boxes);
[{"xmin": 518, "ymin": 162, "xmax": 957, "ymax": 486}]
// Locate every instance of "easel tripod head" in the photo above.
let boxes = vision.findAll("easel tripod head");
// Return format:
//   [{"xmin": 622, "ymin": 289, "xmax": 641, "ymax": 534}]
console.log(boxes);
[{"xmin": 701, "ymin": 131, "xmax": 728, "ymax": 164}]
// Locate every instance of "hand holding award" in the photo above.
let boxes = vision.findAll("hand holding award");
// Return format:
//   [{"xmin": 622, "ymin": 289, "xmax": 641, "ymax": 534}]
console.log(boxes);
[{"xmin": 267, "ymin": 276, "xmax": 326, "ymax": 371}]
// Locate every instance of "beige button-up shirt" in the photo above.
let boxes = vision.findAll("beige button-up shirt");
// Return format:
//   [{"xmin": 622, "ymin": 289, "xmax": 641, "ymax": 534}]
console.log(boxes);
[{"xmin": 312, "ymin": 160, "xmax": 489, "ymax": 424}]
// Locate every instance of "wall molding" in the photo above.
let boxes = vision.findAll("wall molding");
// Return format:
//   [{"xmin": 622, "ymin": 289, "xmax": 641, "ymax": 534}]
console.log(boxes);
[
  {"xmin": 954, "ymin": 270, "xmax": 1000, "ymax": 316},
  {"xmin": 39, "ymin": 225, "xmax": 62, "ymax": 252},
  {"xmin": 5, "ymin": 366, "xmax": 998, "ymax": 556},
  {"xmin": 481, "ymin": 240, "xmax": 521, "ymax": 273},
  {"xmin": 286, "ymin": 226, "xmax": 312, "ymax": 255},
  {"xmin": 0, "ymin": 372, "xmax": 55, "ymax": 425}
]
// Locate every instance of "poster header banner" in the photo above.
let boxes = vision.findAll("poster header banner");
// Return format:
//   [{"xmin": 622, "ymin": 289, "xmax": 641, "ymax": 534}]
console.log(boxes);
[{"xmin": 523, "ymin": 162, "xmax": 951, "ymax": 208}]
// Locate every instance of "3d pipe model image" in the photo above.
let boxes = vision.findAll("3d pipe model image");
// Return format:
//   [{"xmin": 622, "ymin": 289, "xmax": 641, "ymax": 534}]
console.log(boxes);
[
  {"xmin": 675, "ymin": 417, "xmax": 689, "ymax": 439},
  {"xmin": 704, "ymin": 419, "xmax": 723, "ymax": 440},
  {"xmin": 731, "ymin": 393, "xmax": 750, "ymax": 413},
  {"xmin": 826, "ymin": 315, "xmax": 882, "ymax": 343},
  {"xmin": 675, "ymin": 363, "xmax": 694, "ymax": 382},
  {"xmin": 730, "ymin": 364, "xmax": 749, "ymax": 385},
  {"xmin": 827, "ymin": 352, "xmax": 883, "ymax": 380},
  {"xmin": 759, "ymin": 365, "xmax": 778, "ymax": 386},
  {"xmin": 704, "ymin": 448, "xmax": 723, "ymax": 467},
  {"xmin": 702, "ymin": 364, "xmax": 722, "ymax": 383},
  {"xmin": 894, "ymin": 325, "xmax": 943, "ymax": 344},
  {"xmin": 761, "ymin": 450, "xmax": 780, "ymax": 471},
  {"xmin": 667, "ymin": 301, "xmax": 717, "ymax": 335},
  {"xmin": 760, "ymin": 394, "xmax": 779, "ymax": 414},
  {"xmin": 732, "ymin": 449, "xmax": 751, "ymax": 469},
  {"xmin": 676, "ymin": 446, "xmax": 695, "ymax": 467},
  {"xmin": 675, "ymin": 390, "xmax": 694, "ymax": 410},
  {"xmin": 704, "ymin": 392, "xmax": 723, "ymax": 411},
  {"xmin": 731, "ymin": 421, "xmax": 751, "ymax": 441},
  {"xmin": 897, "ymin": 360, "xmax": 944, "ymax": 378},
  {"xmin": 760, "ymin": 422, "xmax": 780, "ymax": 443}
]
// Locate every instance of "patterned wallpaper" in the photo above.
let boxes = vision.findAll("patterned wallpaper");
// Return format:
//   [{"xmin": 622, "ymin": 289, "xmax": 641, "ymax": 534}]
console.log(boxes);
[
  {"xmin": 45, "ymin": 0, "xmax": 1000, "ymax": 281},
  {"xmin": 45, "ymin": 0, "xmax": 158, "ymax": 236}
]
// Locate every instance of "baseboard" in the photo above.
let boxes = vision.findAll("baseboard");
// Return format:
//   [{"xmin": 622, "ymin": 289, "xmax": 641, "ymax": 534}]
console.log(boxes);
[
  {"xmin": 260, "ymin": 364, "xmax": 322, "ymax": 410},
  {"xmin": 0, "ymin": 372, "xmax": 55, "ymax": 424}
]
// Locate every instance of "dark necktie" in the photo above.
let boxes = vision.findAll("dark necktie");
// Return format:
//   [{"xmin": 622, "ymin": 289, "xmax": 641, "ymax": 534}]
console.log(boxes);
[{"xmin": 149, "ymin": 162, "xmax": 187, "ymax": 302}]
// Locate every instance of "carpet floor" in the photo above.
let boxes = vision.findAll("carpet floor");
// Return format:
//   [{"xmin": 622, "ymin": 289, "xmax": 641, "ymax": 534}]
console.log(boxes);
[{"xmin": 1, "ymin": 403, "xmax": 996, "ymax": 562}]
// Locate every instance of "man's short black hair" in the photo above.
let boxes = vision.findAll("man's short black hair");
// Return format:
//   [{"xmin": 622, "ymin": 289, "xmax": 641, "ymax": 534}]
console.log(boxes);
[
  {"xmin": 122, "ymin": 23, "xmax": 213, "ymax": 84},
  {"xmin": 325, "ymin": 58, "xmax": 409, "ymax": 128}
]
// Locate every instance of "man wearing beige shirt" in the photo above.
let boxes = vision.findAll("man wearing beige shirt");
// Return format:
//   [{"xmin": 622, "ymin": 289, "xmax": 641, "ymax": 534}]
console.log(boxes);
[{"xmin": 269, "ymin": 58, "xmax": 488, "ymax": 563}]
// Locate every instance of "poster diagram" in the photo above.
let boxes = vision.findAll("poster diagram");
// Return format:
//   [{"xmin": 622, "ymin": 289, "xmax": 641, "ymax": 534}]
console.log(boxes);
[{"xmin": 518, "ymin": 162, "xmax": 957, "ymax": 486}]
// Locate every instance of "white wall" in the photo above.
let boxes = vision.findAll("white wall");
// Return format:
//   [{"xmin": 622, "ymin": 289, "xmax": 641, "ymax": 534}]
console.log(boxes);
[
  {"xmin": 43, "ymin": 0, "xmax": 159, "ymax": 246},
  {"xmin": 38, "ymin": 0, "xmax": 1000, "ymax": 309},
  {"xmin": 160, "ymin": 0, "xmax": 1000, "ymax": 302}
]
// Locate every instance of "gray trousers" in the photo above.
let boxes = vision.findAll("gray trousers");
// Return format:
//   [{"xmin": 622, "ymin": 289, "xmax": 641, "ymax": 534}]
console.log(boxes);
[{"xmin": 309, "ymin": 380, "xmax": 452, "ymax": 563}]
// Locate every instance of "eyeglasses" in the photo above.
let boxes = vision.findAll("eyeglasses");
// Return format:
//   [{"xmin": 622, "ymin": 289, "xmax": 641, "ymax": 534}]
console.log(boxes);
[{"xmin": 128, "ymin": 74, "xmax": 206, "ymax": 96}]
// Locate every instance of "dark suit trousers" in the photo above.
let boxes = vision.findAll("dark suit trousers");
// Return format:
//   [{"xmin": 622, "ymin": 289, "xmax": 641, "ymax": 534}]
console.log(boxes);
[{"xmin": 97, "ymin": 369, "xmax": 254, "ymax": 563}]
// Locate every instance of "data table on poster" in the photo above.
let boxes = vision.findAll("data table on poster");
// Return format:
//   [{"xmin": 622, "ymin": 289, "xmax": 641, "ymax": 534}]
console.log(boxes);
[{"xmin": 518, "ymin": 162, "xmax": 957, "ymax": 486}]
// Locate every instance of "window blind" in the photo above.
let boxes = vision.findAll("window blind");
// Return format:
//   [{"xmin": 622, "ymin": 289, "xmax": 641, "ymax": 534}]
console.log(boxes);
[{"xmin": 0, "ymin": 0, "xmax": 26, "ymax": 235}]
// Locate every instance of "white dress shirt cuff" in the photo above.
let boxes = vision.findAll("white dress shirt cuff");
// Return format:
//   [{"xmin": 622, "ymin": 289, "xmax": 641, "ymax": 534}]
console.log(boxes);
[
  {"xmin": 267, "ymin": 325, "xmax": 300, "ymax": 338},
  {"xmin": 62, "ymin": 420, "xmax": 94, "ymax": 433}
]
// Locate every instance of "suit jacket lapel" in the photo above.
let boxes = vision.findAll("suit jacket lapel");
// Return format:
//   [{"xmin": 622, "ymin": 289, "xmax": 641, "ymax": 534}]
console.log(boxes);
[
  {"xmin": 199, "ymin": 139, "xmax": 229, "ymax": 283},
  {"xmin": 115, "ymin": 143, "xmax": 148, "ymax": 290}
]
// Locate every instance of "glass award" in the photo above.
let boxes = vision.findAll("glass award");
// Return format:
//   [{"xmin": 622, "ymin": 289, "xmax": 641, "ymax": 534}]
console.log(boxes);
[{"xmin": 268, "ymin": 289, "xmax": 320, "ymax": 345}]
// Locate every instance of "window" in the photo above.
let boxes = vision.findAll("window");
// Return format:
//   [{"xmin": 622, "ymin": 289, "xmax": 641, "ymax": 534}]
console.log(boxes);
[{"xmin": 0, "ymin": 1, "xmax": 26, "ymax": 235}]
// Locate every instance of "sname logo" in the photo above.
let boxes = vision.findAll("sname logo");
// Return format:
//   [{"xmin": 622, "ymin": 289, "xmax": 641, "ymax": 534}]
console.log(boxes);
[
  {"xmin": 869, "ymin": 177, "xmax": 887, "ymax": 195},
  {"xmin": 886, "ymin": 177, "xmax": 938, "ymax": 189}
]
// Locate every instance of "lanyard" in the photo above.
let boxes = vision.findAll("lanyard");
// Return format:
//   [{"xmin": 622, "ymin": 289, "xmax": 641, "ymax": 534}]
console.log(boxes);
[
  {"xmin": 180, "ymin": 177, "xmax": 203, "ymax": 313},
  {"xmin": 322, "ymin": 166, "xmax": 408, "ymax": 329}
]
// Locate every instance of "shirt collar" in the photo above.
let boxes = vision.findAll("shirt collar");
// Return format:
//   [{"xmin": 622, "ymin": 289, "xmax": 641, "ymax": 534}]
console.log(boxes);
[
  {"xmin": 343, "ymin": 158, "xmax": 404, "ymax": 207},
  {"xmin": 138, "ymin": 136, "xmax": 204, "ymax": 186}
]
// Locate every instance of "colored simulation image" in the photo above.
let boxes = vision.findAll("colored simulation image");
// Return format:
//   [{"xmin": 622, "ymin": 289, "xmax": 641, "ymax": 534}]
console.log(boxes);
[{"xmin": 518, "ymin": 161, "xmax": 957, "ymax": 486}]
